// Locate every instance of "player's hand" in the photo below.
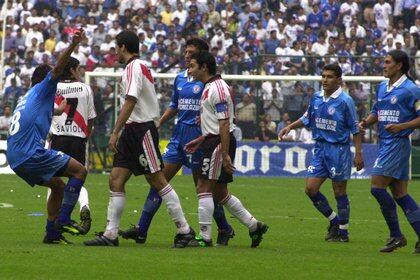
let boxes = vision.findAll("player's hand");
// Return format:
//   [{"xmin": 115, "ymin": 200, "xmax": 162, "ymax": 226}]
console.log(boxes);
[
  {"xmin": 278, "ymin": 126, "xmax": 291, "ymax": 141},
  {"xmin": 184, "ymin": 136, "xmax": 204, "ymax": 154},
  {"xmin": 384, "ymin": 123, "xmax": 403, "ymax": 134},
  {"xmin": 55, "ymin": 99, "xmax": 67, "ymax": 115},
  {"xmin": 222, "ymin": 154, "xmax": 236, "ymax": 175},
  {"xmin": 354, "ymin": 152, "xmax": 364, "ymax": 171},
  {"xmin": 358, "ymin": 120, "xmax": 367, "ymax": 135},
  {"xmin": 108, "ymin": 132, "xmax": 119, "ymax": 153},
  {"xmin": 72, "ymin": 28, "xmax": 85, "ymax": 45}
]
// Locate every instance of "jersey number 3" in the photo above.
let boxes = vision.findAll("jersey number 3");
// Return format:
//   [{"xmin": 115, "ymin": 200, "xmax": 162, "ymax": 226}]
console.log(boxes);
[{"xmin": 65, "ymin": 98, "xmax": 79, "ymax": 125}]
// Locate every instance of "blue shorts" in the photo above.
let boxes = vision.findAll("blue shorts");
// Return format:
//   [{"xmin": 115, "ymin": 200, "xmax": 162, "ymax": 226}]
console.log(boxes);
[
  {"xmin": 371, "ymin": 137, "xmax": 410, "ymax": 180},
  {"xmin": 13, "ymin": 148, "xmax": 71, "ymax": 187},
  {"xmin": 163, "ymin": 123, "xmax": 202, "ymax": 170},
  {"xmin": 307, "ymin": 141, "xmax": 352, "ymax": 181}
]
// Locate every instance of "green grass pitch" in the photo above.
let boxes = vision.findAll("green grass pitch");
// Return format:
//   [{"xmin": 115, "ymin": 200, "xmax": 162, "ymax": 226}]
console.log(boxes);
[{"xmin": 1, "ymin": 174, "xmax": 419, "ymax": 279}]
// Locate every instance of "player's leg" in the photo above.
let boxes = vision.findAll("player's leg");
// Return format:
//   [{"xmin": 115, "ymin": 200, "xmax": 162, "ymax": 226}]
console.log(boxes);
[
  {"xmin": 146, "ymin": 171, "xmax": 195, "ymax": 248},
  {"xmin": 192, "ymin": 177, "xmax": 215, "ymax": 246},
  {"xmin": 84, "ymin": 167, "xmax": 132, "ymax": 246},
  {"xmin": 370, "ymin": 175, "xmax": 406, "ymax": 252},
  {"xmin": 391, "ymin": 180, "xmax": 420, "ymax": 254},
  {"xmin": 332, "ymin": 180, "xmax": 349, "ymax": 242},
  {"xmin": 214, "ymin": 183, "xmax": 268, "ymax": 248}
]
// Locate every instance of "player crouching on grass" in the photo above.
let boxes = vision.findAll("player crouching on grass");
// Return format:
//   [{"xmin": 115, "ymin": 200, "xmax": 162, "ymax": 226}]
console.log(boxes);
[
  {"xmin": 279, "ymin": 64, "xmax": 364, "ymax": 242},
  {"xmin": 185, "ymin": 50, "xmax": 268, "ymax": 247},
  {"xmin": 6, "ymin": 29, "xmax": 87, "ymax": 244}
]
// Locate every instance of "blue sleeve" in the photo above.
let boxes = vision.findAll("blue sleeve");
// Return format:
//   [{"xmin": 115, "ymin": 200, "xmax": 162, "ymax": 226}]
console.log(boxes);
[
  {"xmin": 345, "ymin": 97, "xmax": 359, "ymax": 135},
  {"xmin": 35, "ymin": 71, "xmax": 59, "ymax": 99},
  {"xmin": 300, "ymin": 97, "xmax": 313, "ymax": 127},
  {"xmin": 169, "ymin": 75, "xmax": 179, "ymax": 110}
]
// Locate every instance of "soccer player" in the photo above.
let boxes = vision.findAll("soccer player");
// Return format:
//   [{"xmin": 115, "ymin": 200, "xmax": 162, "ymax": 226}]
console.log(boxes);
[
  {"xmin": 185, "ymin": 50, "xmax": 268, "ymax": 247},
  {"xmin": 279, "ymin": 64, "xmax": 364, "ymax": 242},
  {"xmin": 6, "ymin": 29, "xmax": 87, "ymax": 244},
  {"xmin": 46, "ymin": 57, "xmax": 96, "ymax": 234},
  {"xmin": 359, "ymin": 50, "xmax": 420, "ymax": 253},
  {"xmin": 119, "ymin": 38, "xmax": 235, "ymax": 246},
  {"xmin": 84, "ymin": 30, "xmax": 195, "ymax": 247}
]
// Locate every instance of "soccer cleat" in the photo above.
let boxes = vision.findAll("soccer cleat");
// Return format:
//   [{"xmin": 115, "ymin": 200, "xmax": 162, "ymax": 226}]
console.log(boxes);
[
  {"xmin": 188, "ymin": 235, "xmax": 213, "ymax": 247},
  {"xmin": 84, "ymin": 233, "xmax": 119, "ymax": 246},
  {"xmin": 325, "ymin": 223, "xmax": 339, "ymax": 241},
  {"xmin": 216, "ymin": 227, "xmax": 235, "ymax": 246},
  {"xmin": 329, "ymin": 234, "xmax": 349, "ymax": 243},
  {"xmin": 78, "ymin": 206, "xmax": 92, "ymax": 235},
  {"xmin": 249, "ymin": 221, "xmax": 269, "ymax": 248},
  {"xmin": 379, "ymin": 236, "xmax": 407, "ymax": 253},
  {"xmin": 414, "ymin": 241, "xmax": 420, "ymax": 254},
  {"xmin": 119, "ymin": 225, "xmax": 147, "ymax": 244},
  {"xmin": 173, "ymin": 227, "xmax": 196, "ymax": 248},
  {"xmin": 43, "ymin": 234, "xmax": 72, "ymax": 245},
  {"xmin": 54, "ymin": 220, "xmax": 81, "ymax": 235}
]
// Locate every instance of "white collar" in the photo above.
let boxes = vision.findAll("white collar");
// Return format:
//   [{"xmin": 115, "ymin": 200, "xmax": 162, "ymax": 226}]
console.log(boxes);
[
  {"xmin": 386, "ymin": 74, "xmax": 407, "ymax": 92},
  {"xmin": 320, "ymin": 87, "xmax": 342, "ymax": 102}
]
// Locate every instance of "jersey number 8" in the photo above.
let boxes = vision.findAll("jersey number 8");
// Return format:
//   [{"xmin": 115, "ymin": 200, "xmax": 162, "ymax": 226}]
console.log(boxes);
[{"xmin": 9, "ymin": 111, "xmax": 21, "ymax": 136}]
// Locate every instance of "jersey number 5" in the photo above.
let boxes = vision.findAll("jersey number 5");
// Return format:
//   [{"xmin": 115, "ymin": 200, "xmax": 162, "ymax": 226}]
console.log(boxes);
[{"xmin": 65, "ymin": 98, "xmax": 79, "ymax": 125}]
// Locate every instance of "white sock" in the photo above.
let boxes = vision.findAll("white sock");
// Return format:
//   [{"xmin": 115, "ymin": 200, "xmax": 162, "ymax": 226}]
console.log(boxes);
[
  {"xmin": 47, "ymin": 188, "xmax": 51, "ymax": 202},
  {"xmin": 78, "ymin": 186, "xmax": 89, "ymax": 211},
  {"xmin": 104, "ymin": 191, "xmax": 125, "ymax": 240},
  {"xmin": 198, "ymin": 193, "xmax": 214, "ymax": 241},
  {"xmin": 159, "ymin": 184, "xmax": 190, "ymax": 234},
  {"xmin": 221, "ymin": 194, "xmax": 258, "ymax": 232}
]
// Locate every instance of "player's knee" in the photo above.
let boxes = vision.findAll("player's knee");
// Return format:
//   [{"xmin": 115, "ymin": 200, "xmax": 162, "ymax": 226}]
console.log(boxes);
[
  {"xmin": 75, "ymin": 166, "xmax": 87, "ymax": 181},
  {"xmin": 305, "ymin": 186, "xmax": 318, "ymax": 197},
  {"xmin": 108, "ymin": 173, "xmax": 124, "ymax": 192}
]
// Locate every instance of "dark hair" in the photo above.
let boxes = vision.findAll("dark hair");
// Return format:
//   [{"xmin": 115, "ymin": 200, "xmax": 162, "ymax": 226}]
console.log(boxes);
[
  {"xmin": 116, "ymin": 30, "xmax": 139, "ymax": 54},
  {"xmin": 61, "ymin": 57, "xmax": 80, "ymax": 80},
  {"xmin": 322, "ymin": 63, "xmax": 342, "ymax": 78},
  {"xmin": 31, "ymin": 63, "xmax": 52, "ymax": 86},
  {"xmin": 190, "ymin": 50, "xmax": 217, "ymax": 75},
  {"xmin": 387, "ymin": 50, "xmax": 410, "ymax": 76},
  {"xmin": 186, "ymin": 37, "xmax": 209, "ymax": 51}
]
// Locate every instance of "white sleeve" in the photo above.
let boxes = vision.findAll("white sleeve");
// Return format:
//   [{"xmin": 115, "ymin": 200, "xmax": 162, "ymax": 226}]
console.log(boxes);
[
  {"xmin": 209, "ymin": 84, "xmax": 230, "ymax": 120},
  {"xmin": 125, "ymin": 62, "xmax": 142, "ymax": 100}
]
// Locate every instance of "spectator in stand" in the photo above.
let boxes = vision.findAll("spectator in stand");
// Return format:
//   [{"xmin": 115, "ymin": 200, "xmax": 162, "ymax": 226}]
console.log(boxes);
[
  {"xmin": 276, "ymin": 112, "xmax": 291, "ymax": 135},
  {"xmin": 307, "ymin": 4, "xmax": 323, "ymax": 31},
  {"xmin": 236, "ymin": 94, "xmax": 257, "ymax": 139},
  {"xmin": 0, "ymin": 105, "xmax": 12, "ymax": 140},
  {"xmin": 264, "ymin": 30, "xmax": 280, "ymax": 55},
  {"xmin": 255, "ymin": 119, "xmax": 278, "ymax": 142}
]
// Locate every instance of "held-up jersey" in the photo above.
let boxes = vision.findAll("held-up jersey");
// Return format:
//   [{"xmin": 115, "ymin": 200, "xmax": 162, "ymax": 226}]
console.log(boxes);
[
  {"xmin": 371, "ymin": 75, "xmax": 420, "ymax": 139},
  {"xmin": 169, "ymin": 70, "xmax": 203, "ymax": 126},
  {"xmin": 300, "ymin": 87, "xmax": 359, "ymax": 144},
  {"xmin": 119, "ymin": 56, "xmax": 160, "ymax": 124},
  {"xmin": 200, "ymin": 75, "xmax": 235, "ymax": 136},
  {"xmin": 51, "ymin": 81, "xmax": 96, "ymax": 138},
  {"xmin": 7, "ymin": 72, "xmax": 59, "ymax": 168}
]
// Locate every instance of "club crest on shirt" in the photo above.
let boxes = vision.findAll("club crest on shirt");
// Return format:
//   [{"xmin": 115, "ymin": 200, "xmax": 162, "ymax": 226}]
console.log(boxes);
[
  {"xmin": 390, "ymin": 96, "xmax": 398, "ymax": 104},
  {"xmin": 327, "ymin": 106, "xmax": 335, "ymax": 115},
  {"xmin": 193, "ymin": 85, "xmax": 201, "ymax": 94}
]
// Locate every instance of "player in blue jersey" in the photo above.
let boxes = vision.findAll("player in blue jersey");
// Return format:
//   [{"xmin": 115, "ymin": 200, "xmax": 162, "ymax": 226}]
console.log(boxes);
[
  {"xmin": 6, "ymin": 29, "xmax": 87, "ymax": 244},
  {"xmin": 119, "ymin": 38, "xmax": 235, "ymax": 246},
  {"xmin": 359, "ymin": 50, "xmax": 420, "ymax": 253},
  {"xmin": 279, "ymin": 64, "xmax": 364, "ymax": 242}
]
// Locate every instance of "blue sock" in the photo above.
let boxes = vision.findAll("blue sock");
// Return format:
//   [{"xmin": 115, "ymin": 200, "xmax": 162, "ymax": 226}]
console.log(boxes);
[
  {"xmin": 137, "ymin": 187, "xmax": 162, "ymax": 236},
  {"xmin": 46, "ymin": 219, "xmax": 60, "ymax": 239},
  {"xmin": 371, "ymin": 187, "xmax": 402, "ymax": 238},
  {"xmin": 308, "ymin": 191, "xmax": 338, "ymax": 225},
  {"xmin": 57, "ymin": 178, "xmax": 83, "ymax": 224},
  {"xmin": 336, "ymin": 195, "xmax": 350, "ymax": 236},
  {"xmin": 395, "ymin": 194, "xmax": 420, "ymax": 239},
  {"xmin": 213, "ymin": 200, "xmax": 231, "ymax": 232}
]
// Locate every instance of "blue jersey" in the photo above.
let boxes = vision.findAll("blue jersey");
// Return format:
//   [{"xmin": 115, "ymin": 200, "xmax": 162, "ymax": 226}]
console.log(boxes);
[
  {"xmin": 371, "ymin": 76, "xmax": 420, "ymax": 139},
  {"xmin": 7, "ymin": 72, "xmax": 58, "ymax": 169},
  {"xmin": 169, "ymin": 70, "xmax": 204, "ymax": 126},
  {"xmin": 300, "ymin": 88, "xmax": 359, "ymax": 144}
]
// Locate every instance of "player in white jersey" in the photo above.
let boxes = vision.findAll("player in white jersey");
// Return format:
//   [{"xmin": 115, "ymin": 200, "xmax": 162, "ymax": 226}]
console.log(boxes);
[
  {"xmin": 185, "ymin": 50, "xmax": 268, "ymax": 247},
  {"xmin": 84, "ymin": 30, "xmax": 195, "ymax": 247},
  {"xmin": 47, "ymin": 57, "xmax": 96, "ymax": 234}
]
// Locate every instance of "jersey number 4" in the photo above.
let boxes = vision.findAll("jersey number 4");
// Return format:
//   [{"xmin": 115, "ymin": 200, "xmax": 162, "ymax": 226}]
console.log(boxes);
[{"xmin": 65, "ymin": 98, "xmax": 78, "ymax": 125}]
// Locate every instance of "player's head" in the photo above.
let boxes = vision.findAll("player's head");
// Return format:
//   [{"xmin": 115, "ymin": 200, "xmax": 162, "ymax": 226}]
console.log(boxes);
[
  {"xmin": 188, "ymin": 50, "xmax": 217, "ymax": 82},
  {"xmin": 321, "ymin": 64, "xmax": 342, "ymax": 93},
  {"xmin": 185, "ymin": 38, "xmax": 209, "ymax": 65},
  {"xmin": 61, "ymin": 57, "xmax": 80, "ymax": 81},
  {"xmin": 115, "ymin": 30, "xmax": 139, "ymax": 63},
  {"xmin": 31, "ymin": 63, "xmax": 52, "ymax": 87},
  {"xmin": 383, "ymin": 50, "xmax": 410, "ymax": 79}
]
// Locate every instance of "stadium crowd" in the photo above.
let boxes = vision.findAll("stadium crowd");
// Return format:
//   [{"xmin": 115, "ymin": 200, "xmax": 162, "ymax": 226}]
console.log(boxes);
[{"xmin": 0, "ymin": 0, "xmax": 420, "ymax": 141}]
